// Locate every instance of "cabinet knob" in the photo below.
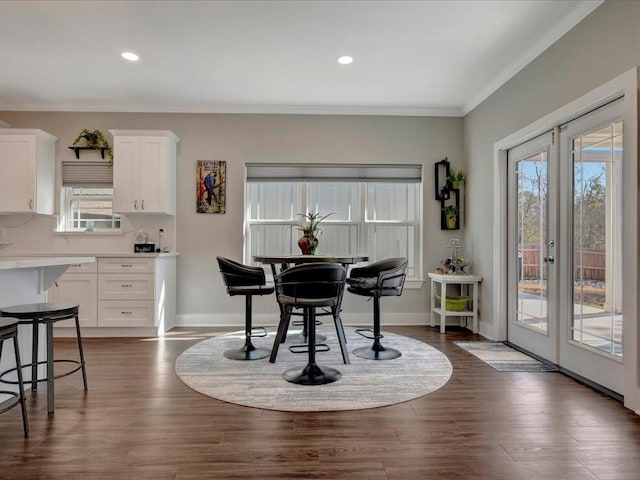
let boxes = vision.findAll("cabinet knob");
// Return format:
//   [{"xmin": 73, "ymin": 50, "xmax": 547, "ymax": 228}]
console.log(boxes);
[
  {"xmin": 134, "ymin": 200, "xmax": 138, "ymax": 210},
  {"xmin": 28, "ymin": 199, "xmax": 33, "ymax": 209},
  {"xmin": 121, "ymin": 284, "xmax": 133, "ymax": 288},
  {"xmin": 141, "ymin": 199, "xmax": 145, "ymax": 210},
  {"xmin": 121, "ymin": 311, "xmax": 133, "ymax": 315}
]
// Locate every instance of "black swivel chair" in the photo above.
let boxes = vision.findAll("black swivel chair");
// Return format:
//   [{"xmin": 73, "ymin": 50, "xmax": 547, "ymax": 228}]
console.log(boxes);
[
  {"xmin": 217, "ymin": 257, "xmax": 273, "ymax": 361},
  {"xmin": 347, "ymin": 257, "xmax": 408, "ymax": 360},
  {"xmin": 272, "ymin": 263, "xmax": 347, "ymax": 385}
]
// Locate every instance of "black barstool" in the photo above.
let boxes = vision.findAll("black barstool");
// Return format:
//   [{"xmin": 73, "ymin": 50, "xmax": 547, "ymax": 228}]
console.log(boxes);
[
  {"xmin": 272, "ymin": 263, "xmax": 346, "ymax": 385},
  {"xmin": 0, "ymin": 317, "xmax": 28, "ymax": 436},
  {"xmin": 217, "ymin": 257, "xmax": 273, "ymax": 361},
  {"xmin": 347, "ymin": 258, "xmax": 408, "ymax": 360},
  {"xmin": 0, "ymin": 302, "xmax": 87, "ymax": 414}
]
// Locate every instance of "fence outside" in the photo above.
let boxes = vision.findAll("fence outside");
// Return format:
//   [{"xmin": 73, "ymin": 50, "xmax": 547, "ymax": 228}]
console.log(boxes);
[{"xmin": 520, "ymin": 244, "xmax": 605, "ymax": 281}]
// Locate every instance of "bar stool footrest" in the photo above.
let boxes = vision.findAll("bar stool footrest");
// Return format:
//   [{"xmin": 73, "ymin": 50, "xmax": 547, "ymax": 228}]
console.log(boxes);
[
  {"xmin": 0, "ymin": 391, "xmax": 21, "ymax": 414},
  {"xmin": 0, "ymin": 359, "xmax": 84, "ymax": 386},
  {"xmin": 250, "ymin": 326, "xmax": 267, "ymax": 338},
  {"xmin": 288, "ymin": 343, "xmax": 330, "ymax": 354},
  {"xmin": 355, "ymin": 328, "xmax": 383, "ymax": 340}
]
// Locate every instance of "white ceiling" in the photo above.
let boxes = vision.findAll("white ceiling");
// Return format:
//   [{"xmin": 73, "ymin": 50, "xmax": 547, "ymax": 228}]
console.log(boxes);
[{"xmin": 0, "ymin": 0, "xmax": 602, "ymax": 116}]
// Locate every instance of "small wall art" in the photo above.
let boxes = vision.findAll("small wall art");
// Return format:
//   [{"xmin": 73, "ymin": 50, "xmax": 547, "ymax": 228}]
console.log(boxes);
[{"xmin": 196, "ymin": 160, "xmax": 226, "ymax": 214}]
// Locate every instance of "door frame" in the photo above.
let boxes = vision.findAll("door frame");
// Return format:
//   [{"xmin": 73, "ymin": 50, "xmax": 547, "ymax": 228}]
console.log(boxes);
[{"xmin": 492, "ymin": 67, "xmax": 638, "ymax": 412}]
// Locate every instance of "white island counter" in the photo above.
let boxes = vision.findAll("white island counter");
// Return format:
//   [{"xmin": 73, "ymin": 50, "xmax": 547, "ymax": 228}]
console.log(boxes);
[{"xmin": 0, "ymin": 256, "xmax": 95, "ymax": 400}]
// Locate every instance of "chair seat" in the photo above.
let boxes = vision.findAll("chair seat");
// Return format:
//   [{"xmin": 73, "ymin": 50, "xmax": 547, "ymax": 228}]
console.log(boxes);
[
  {"xmin": 0, "ymin": 317, "xmax": 19, "ymax": 334},
  {"xmin": 0, "ymin": 302, "xmax": 79, "ymax": 321},
  {"xmin": 228, "ymin": 285, "xmax": 274, "ymax": 296},
  {"xmin": 346, "ymin": 277, "xmax": 378, "ymax": 289},
  {"xmin": 277, "ymin": 294, "xmax": 338, "ymax": 308}
]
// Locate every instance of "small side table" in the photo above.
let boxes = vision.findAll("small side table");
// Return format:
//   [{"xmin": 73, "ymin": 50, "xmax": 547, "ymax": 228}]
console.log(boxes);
[{"xmin": 428, "ymin": 273, "xmax": 482, "ymax": 333}]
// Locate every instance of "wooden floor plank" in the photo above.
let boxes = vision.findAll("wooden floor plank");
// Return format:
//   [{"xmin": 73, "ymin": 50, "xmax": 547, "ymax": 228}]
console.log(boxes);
[{"xmin": 2, "ymin": 325, "xmax": 640, "ymax": 479}]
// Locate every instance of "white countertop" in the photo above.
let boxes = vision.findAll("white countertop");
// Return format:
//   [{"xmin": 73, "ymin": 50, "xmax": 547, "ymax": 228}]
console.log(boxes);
[
  {"xmin": 0, "ymin": 256, "xmax": 96, "ymax": 270},
  {"xmin": 0, "ymin": 252, "xmax": 179, "ymax": 260}
]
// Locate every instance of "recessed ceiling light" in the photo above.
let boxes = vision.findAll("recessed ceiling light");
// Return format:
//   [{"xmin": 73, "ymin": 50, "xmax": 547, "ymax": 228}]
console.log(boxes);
[
  {"xmin": 337, "ymin": 55, "xmax": 354, "ymax": 65},
  {"xmin": 121, "ymin": 51, "xmax": 140, "ymax": 62}
]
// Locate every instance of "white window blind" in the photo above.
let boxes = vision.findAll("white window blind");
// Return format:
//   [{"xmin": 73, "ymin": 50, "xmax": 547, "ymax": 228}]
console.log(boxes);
[
  {"xmin": 62, "ymin": 161, "xmax": 113, "ymax": 187},
  {"xmin": 246, "ymin": 163, "xmax": 422, "ymax": 183}
]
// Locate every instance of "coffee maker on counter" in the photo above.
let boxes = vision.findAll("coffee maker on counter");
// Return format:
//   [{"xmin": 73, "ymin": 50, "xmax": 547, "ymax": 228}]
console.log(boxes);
[{"xmin": 134, "ymin": 230, "xmax": 155, "ymax": 253}]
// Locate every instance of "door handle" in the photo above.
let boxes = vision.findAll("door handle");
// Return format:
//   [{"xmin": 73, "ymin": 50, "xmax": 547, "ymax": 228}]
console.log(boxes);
[{"xmin": 544, "ymin": 256, "xmax": 555, "ymax": 264}]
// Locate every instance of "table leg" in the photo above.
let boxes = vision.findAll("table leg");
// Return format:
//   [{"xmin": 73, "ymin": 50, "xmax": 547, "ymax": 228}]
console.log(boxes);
[{"xmin": 440, "ymin": 282, "xmax": 447, "ymax": 333}]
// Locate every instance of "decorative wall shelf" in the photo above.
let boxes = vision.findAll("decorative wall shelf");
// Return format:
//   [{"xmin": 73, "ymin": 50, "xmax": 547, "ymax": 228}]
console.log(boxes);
[{"xmin": 68, "ymin": 146, "xmax": 110, "ymax": 159}]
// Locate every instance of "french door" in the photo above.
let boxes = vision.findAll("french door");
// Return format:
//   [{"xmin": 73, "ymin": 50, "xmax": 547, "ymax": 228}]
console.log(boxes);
[{"xmin": 507, "ymin": 99, "xmax": 624, "ymax": 394}]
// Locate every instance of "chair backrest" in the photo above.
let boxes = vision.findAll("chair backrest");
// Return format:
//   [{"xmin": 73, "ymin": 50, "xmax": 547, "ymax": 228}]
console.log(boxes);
[
  {"xmin": 274, "ymin": 263, "xmax": 346, "ymax": 308},
  {"xmin": 348, "ymin": 257, "xmax": 408, "ymax": 297},
  {"xmin": 216, "ymin": 256, "xmax": 266, "ymax": 288}
]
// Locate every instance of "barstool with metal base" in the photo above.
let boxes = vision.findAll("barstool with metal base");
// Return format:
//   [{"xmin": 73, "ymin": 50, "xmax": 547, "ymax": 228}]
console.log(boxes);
[
  {"xmin": 217, "ymin": 257, "xmax": 273, "ymax": 361},
  {"xmin": 0, "ymin": 302, "xmax": 87, "ymax": 414},
  {"xmin": 347, "ymin": 258, "xmax": 408, "ymax": 360},
  {"xmin": 273, "ymin": 263, "xmax": 346, "ymax": 385},
  {"xmin": 0, "ymin": 317, "xmax": 28, "ymax": 436}
]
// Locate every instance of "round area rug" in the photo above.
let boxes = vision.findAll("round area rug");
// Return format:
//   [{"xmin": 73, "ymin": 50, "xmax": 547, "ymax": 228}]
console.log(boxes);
[{"xmin": 175, "ymin": 327, "xmax": 452, "ymax": 412}]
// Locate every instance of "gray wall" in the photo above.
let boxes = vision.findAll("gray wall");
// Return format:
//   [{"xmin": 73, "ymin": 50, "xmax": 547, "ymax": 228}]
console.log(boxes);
[
  {"xmin": 0, "ymin": 111, "xmax": 464, "ymax": 325},
  {"xmin": 463, "ymin": 0, "xmax": 640, "ymax": 336}
]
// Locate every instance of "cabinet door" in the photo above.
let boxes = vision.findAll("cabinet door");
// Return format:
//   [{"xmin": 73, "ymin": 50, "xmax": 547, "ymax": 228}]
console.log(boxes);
[
  {"xmin": 0, "ymin": 135, "xmax": 36, "ymax": 213},
  {"xmin": 112, "ymin": 137, "xmax": 139, "ymax": 213},
  {"xmin": 48, "ymin": 273, "xmax": 98, "ymax": 327},
  {"xmin": 137, "ymin": 136, "xmax": 168, "ymax": 213}
]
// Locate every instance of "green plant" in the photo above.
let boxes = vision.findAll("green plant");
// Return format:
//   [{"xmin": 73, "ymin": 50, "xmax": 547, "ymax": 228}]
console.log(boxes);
[
  {"xmin": 443, "ymin": 205, "xmax": 458, "ymax": 218},
  {"xmin": 448, "ymin": 168, "xmax": 465, "ymax": 183},
  {"xmin": 72, "ymin": 129, "xmax": 114, "ymax": 166},
  {"xmin": 296, "ymin": 212, "xmax": 333, "ymax": 236}
]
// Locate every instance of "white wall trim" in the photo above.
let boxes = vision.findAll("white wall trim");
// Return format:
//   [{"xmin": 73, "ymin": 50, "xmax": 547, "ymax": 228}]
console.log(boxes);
[{"xmin": 175, "ymin": 312, "xmax": 430, "ymax": 328}]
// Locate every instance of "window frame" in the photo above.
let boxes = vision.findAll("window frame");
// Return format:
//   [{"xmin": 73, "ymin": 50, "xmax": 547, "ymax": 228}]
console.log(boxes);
[{"xmin": 244, "ymin": 176, "xmax": 423, "ymax": 285}]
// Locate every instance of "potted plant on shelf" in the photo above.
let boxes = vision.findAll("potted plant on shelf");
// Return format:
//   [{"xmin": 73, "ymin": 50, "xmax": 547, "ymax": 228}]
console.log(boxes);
[
  {"xmin": 72, "ymin": 129, "xmax": 114, "ymax": 165},
  {"xmin": 443, "ymin": 205, "xmax": 458, "ymax": 229},
  {"xmin": 448, "ymin": 168, "xmax": 465, "ymax": 189},
  {"xmin": 296, "ymin": 212, "xmax": 333, "ymax": 255}
]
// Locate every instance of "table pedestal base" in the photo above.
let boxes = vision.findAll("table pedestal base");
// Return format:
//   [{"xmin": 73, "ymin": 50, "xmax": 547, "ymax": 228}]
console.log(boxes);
[
  {"xmin": 283, "ymin": 363, "xmax": 341, "ymax": 385},
  {"xmin": 353, "ymin": 344, "xmax": 402, "ymax": 361}
]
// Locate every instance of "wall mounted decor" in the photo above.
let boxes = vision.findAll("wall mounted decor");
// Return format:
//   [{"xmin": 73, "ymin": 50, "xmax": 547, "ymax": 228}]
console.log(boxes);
[
  {"xmin": 434, "ymin": 157, "xmax": 450, "ymax": 200},
  {"xmin": 440, "ymin": 188, "xmax": 460, "ymax": 230},
  {"xmin": 196, "ymin": 160, "xmax": 226, "ymax": 214}
]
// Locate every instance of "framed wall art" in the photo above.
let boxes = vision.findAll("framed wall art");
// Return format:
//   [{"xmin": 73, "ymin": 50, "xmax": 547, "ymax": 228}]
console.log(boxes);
[{"xmin": 196, "ymin": 160, "xmax": 226, "ymax": 214}]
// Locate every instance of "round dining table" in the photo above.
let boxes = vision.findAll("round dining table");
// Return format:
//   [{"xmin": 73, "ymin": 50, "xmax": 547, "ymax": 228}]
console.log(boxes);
[{"xmin": 252, "ymin": 255, "xmax": 368, "ymax": 344}]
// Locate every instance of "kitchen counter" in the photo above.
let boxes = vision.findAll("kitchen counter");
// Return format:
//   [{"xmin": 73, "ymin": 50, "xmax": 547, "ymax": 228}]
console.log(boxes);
[{"xmin": 0, "ymin": 256, "xmax": 95, "ymax": 401}]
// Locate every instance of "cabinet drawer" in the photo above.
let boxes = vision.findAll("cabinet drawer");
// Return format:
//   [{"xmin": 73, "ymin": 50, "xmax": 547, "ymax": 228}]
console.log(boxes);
[
  {"xmin": 98, "ymin": 257, "xmax": 154, "ymax": 274},
  {"xmin": 65, "ymin": 261, "xmax": 97, "ymax": 274},
  {"xmin": 98, "ymin": 301, "xmax": 154, "ymax": 327},
  {"xmin": 98, "ymin": 273, "xmax": 154, "ymax": 300}
]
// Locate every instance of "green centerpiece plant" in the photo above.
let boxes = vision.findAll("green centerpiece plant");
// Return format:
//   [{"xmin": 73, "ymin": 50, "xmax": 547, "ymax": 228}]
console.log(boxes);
[{"xmin": 296, "ymin": 212, "xmax": 333, "ymax": 255}]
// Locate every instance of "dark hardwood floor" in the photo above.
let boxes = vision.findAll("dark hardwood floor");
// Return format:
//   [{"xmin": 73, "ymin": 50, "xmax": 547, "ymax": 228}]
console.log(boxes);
[{"xmin": 1, "ymin": 325, "xmax": 640, "ymax": 479}]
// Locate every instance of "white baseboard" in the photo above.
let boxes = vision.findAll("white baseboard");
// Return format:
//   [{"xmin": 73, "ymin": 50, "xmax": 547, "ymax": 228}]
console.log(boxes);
[{"xmin": 174, "ymin": 312, "xmax": 429, "ymax": 328}]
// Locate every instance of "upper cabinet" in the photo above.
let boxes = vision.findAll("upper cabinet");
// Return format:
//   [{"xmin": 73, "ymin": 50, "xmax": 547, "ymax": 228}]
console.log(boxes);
[
  {"xmin": 0, "ymin": 129, "xmax": 57, "ymax": 215},
  {"xmin": 109, "ymin": 130, "xmax": 180, "ymax": 215}
]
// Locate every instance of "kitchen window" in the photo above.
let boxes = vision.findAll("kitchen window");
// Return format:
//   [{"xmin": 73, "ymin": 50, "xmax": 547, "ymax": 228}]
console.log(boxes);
[
  {"xmin": 58, "ymin": 161, "xmax": 121, "ymax": 232},
  {"xmin": 245, "ymin": 163, "xmax": 422, "ymax": 281}
]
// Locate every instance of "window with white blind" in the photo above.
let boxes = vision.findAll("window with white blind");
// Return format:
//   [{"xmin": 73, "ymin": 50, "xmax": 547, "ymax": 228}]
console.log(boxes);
[
  {"xmin": 245, "ymin": 164, "xmax": 422, "ymax": 281},
  {"xmin": 58, "ymin": 161, "xmax": 121, "ymax": 232}
]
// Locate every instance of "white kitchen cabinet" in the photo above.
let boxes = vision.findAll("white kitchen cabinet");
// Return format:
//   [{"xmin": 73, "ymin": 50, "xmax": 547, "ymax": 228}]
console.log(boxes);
[
  {"xmin": 109, "ymin": 130, "xmax": 179, "ymax": 215},
  {"xmin": 49, "ymin": 255, "xmax": 176, "ymax": 336},
  {"xmin": 47, "ymin": 262, "xmax": 98, "ymax": 328},
  {"xmin": 0, "ymin": 129, "xmax": 56, "ymax": 214}
]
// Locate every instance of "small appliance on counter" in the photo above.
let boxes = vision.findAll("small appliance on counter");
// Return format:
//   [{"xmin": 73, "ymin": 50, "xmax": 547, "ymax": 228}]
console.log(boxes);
[{"xmin": 134, "ymin": 230, "xmax": 155, "ymax": 253}]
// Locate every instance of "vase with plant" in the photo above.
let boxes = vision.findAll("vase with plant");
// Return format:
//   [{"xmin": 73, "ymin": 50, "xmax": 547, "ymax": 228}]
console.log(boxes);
[
  {"xmin": 296, "ymin": 212, "xmax": 333, "ymax": 255},
  {"xmin": 443, "ymin": 205, "xmax": 458, "ymax": 229},
  {"xmin": 72, "ymin": 129, "xmax": 114, "ymax": 166},
  {"xmin": 448, "ymin": 168, "xmax": 465, "ymax": 189}
]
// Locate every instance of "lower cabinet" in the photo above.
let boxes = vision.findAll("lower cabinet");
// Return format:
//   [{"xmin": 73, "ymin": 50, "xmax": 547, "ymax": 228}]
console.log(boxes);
[
  {"xmin": 49, "ymin": 255, "xmax": 176, "ymax": 335},
  {"xmin": 48, "ymin": 263, "xmax": 98, "ymax": 327}
]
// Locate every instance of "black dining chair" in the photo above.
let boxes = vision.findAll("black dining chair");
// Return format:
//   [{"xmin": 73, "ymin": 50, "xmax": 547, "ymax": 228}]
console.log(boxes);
[
  {"xmin": 217, "ymin": 256, "xmax": 273, "ymax": 361},
  {"xmin": 271, "ymin": 262, "xmax": 347, "ymax": 385},
  {"xmin": 346, "ymin": 257, "xmax": 408, "ymax": 360}
]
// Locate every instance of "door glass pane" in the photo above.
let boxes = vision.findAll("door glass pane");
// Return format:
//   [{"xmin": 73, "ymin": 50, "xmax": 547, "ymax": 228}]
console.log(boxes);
[
  {"xmin": 516, "ymin": 153, "xmax": 548, "ymax": 332},
  {"xmin": 572, "ymin": 121, "xmax": 623, "ymax": 357}
]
